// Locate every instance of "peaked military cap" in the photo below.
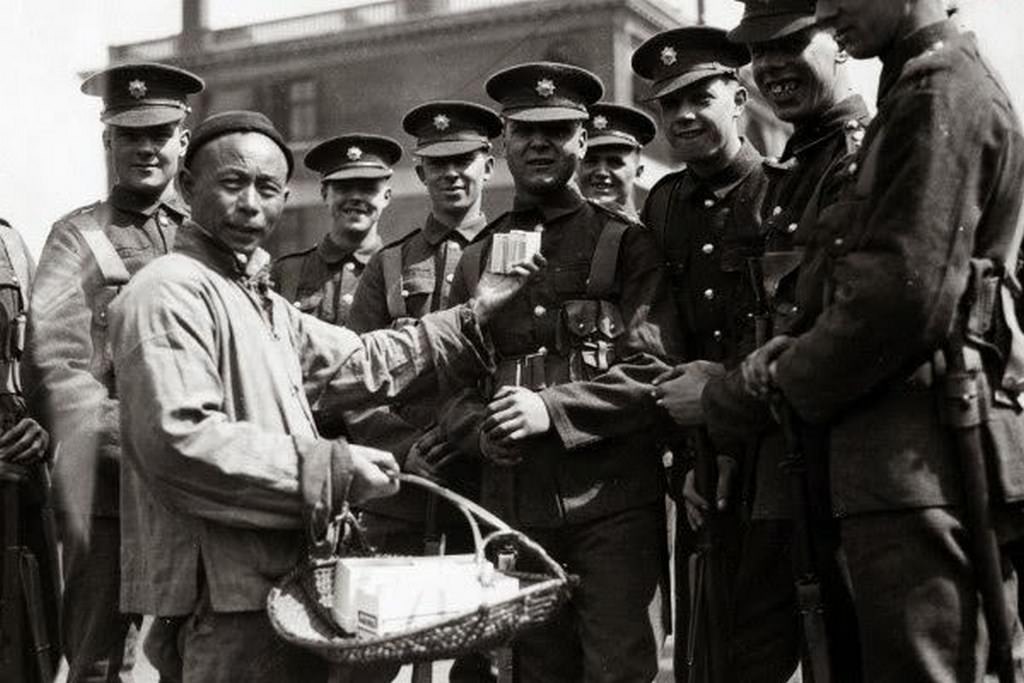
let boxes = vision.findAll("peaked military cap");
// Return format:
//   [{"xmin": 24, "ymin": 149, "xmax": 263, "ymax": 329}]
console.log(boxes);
[
  {"xmin": 728, "ymin": 0, "xmax": 818, "ymax": 44},
  {"xmin": 402, "ymin": 101, "xmax": 503, "ymax": 158},
  {"xmin": 632, "ymin": 27, "xmax": 750, "ymax": 101},
  {"xmin": 485, "ymin": 62, "xmax": 604, "ymax": 122},
  {"xmin": 81, "ymin": 62, "xmax": 204, "ymax": 128},
  {"xmin": 185, "ymin": 110, "xmax": 295, "ymax": 178},
  {"xmin": 305, "ymin": 134, "xmax": 403, "ymax": 181},
  {"xmin": 585, "ymin": 103, "xmax": 657, "ymax": 149}
]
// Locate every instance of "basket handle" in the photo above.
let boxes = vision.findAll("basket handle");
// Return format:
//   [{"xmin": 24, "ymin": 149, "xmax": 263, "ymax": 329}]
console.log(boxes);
[{"xmin": 397, "ymin": 474, "xmax": 569, "ymax": 584}]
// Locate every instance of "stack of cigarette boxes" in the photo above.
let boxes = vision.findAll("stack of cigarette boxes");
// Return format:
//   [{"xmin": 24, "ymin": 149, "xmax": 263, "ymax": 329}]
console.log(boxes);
[
  {"xmin": 333, "ymin": 555, "xmax": 520, "ymax": 637},
  {"xmin": 488, "ymin": 230, "xmax": 542, "ymax": 274}
]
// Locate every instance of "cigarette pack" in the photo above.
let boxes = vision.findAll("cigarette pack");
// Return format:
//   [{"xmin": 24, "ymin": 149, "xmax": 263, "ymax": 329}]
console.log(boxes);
[{"xmin": 488, "ymin": 230, "xmax": 542, "ymax": 274}]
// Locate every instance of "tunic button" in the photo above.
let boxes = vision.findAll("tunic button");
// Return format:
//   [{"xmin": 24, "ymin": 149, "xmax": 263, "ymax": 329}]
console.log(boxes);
[
  {"xmin": 401, "ymin": 289, "xmax": 410, "ymax": 298},
  {"xmin": 344, "ymin": 262, "xmax": 355, "ymax": 271},
  {"xmin": 534, "ymin": 224, "xmax": 544, "ymax": 233},
  {"xmin": 445, "ymin": 273, "xmax": 455, "ymax": 284},
  {"xmin": 537, "ymin": 346, "xmax": 548, "ymax": 355},
  {"xmin": 844, "ymin": 119, "xmax": 860, "ymax": 130},
  {"xmin": 701, "ymin": 243, "xmax": 715, "ymax": 255},
  {"xmin": 293, "ymin": 300, "xmax": 302, "ymax": 307},
  {"xmin": 533, "ymin": 305, "xmax": 546, "ymax": 317},
  {"xmin": 703, "ymin": 198, "xmax": 715, "ymax": 208},
  {"xmin": 786, "ymin": 223, "xmax": 798, "ymax": 234},
  {"xmin": 341, "ymin": 293, "xmax": 353, "ymax": 305},
  {"xmin": 772, "ymin": 206, "xmax": 783, "ymax": 216},
  {"xmin": 848, "ymin": 162, "xmax": 858, "ymax": 174},
  {"xmin": 833, "ymin": 238, "xmax": 845, "ymax": 247},
  {"xmin": 712, "ymin": 330, "xmax": 723, "ymax": 340},
  {"xmin": 703, "ymin": 288, "xmax": 715, "ymax": 301}
]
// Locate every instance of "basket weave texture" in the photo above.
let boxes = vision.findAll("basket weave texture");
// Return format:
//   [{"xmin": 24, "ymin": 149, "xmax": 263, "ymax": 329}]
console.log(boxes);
[{"xmin": 267, "ymin": 474, "xmax": 573, "ymax": 664}]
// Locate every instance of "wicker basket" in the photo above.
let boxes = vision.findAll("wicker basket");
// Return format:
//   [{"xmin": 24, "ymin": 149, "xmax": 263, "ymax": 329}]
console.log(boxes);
[{"xmin": 267, "ymin": 474, "xmax": 573, "ymax": 664}]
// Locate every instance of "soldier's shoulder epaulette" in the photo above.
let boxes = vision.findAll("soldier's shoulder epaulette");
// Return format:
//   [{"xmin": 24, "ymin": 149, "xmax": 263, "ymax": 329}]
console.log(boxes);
[
  {"xmin": 586, "ymin": 198, "xmax": 642, "ymax": 227},
  {"xmin": 646, "ymin": 168, "xmax": 687, "ymax": 197},
  {"xmin": 380, "ymin": 228, "xmax": 421, "ymax": 252},
  {"xmin": 763, "ymin": 156, "xmax": 795, "ymax": 172},
  {"xmin": 56, "ymin": 200, "xmax": 104, "ymax": 226},
  {"xmin": 274, "ymin": 244, "xmax": 318, "ymax": 263}
]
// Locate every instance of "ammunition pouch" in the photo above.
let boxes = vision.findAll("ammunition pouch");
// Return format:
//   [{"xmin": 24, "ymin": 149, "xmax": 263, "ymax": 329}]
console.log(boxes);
[
  {"xmin": 961, "ymin": 257, "xmax": 1024, "ymax": 408},
  {"xmin": 559, "ymin": 299, "xmax": 625, "ymax": 382}
]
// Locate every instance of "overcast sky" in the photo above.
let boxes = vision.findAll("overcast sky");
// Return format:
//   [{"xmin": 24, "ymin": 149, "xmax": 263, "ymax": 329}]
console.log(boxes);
[{"xmin": 1, "ymin": 0, "xmax": 1021, "ymax": 257}]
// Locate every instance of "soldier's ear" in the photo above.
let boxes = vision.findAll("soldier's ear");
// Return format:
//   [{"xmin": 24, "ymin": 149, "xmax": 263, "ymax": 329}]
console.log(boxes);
[
  {"xmin": 733, "ymin": 84, "xmax": 748, "ymax": 118},
  {"xmin": 576, "ymin": 125, "xmax": 588, "ymax": 160},
  {"xmin": 382, "ymin": 186, "xmax": 393, "ymax": 207},
  {"xmin": 636, "ymin": 162, "xmax": 645, "ymax": 179},
  {"xmin": 483, "ymin": 155, "xmax": 495, "ymax": 181},
  {"xmin": 415, "ymin": 164, "xmax": 426, "ymax": 185},
  {"xmin": 178, "ymin": 128, "xmax": 191, "ymax": 159}
]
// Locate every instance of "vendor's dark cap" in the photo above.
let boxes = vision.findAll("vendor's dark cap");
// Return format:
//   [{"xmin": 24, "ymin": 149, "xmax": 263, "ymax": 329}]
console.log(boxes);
[
  {"xmin": 632, "ymin": 27, "xmax": 749, "ymax": 101},
  {"xmin": 486, "ymin": 62, "xmax": 603, "ymax": 122},
  {"xmin": 402, "ymin": 101, "xmax": 503, "ymax": 158},
  {"xmin": 81, "ymin": 62, "xmax": 204, "ymax": 128},
  {"xmin": 727, "ymin": 0, "xmax": 818, "ymax": 44},
  {"xmin": 305, "ymin": 134, "xmax": 403, "ymax": 181},
  {"xmin": 585, "ymin": 103, "xmax": 657, "ymax": 149},
  {"xmin": 184, "ymin": 110, "xmax": 295, "ymax": 178}
]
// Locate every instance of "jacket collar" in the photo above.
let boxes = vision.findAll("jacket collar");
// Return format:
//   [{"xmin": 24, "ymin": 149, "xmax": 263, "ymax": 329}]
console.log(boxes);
[
  {"xmin": 879, "ymin": 20, "xmax": 960, "ymax": 102},
  {"xmin": 109, "ymin": 183, "xmax": 188, "ymax": 219},
  {"xmin": 781, "ymin": 95, "xmax": 871, "ymax": 162},
  {"xmin": 698, "ymin": 138, "xmax": 763, "ymax": 199},
  {"xmin": 423, "ymin": 213, "xmax": 489, "ymax": 246},
  {"xmin": 317, "ymin": 230, "xmax": 382, "ymax": 266},
  {"xmin": 512, "ymin": 182, "xmax": 586, "ymax": 223},
  {"xmin": 174, "ymin": 220, "xmax": 272, "ymax": 286}
]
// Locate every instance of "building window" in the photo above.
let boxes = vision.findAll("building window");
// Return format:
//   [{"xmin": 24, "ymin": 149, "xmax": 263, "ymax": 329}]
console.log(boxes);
[{"xmin": 287, "ymin": 79, "xmax": 318, "ymax": 141}]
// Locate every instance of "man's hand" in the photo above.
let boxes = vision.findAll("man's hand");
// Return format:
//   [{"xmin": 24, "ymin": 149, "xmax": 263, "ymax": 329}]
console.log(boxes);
[
  {"xmin": 0, "ymin": 418, "xmax": 49, "ymax": 465},
  {"xmin": 404, "ymin": 425, "xmax": 460, "ymax": 482},
  {"xmin": 470, "ymin": 253, "xmax": 547, "ymax": 324},
  {"xmin": 741, "ymin": 335, "xmax": 795, "ymax": 398},
  {"xmin": 479, "ymin": 430, "xmax": 522, "ymax": 467},
  {"xmin": 347, "ymin": 444, "xmax": 400, "ymax": 505},
  {"xmin": 482, "ymin": 386, "xmax": 551, "ymax": 443},
  {"xmin": 651, "ymin": 361, "xmax": 726, "ymax": 426},
  {"xmin": 682, "ymin": 455, "xmax": 738, "ymax": 531}
]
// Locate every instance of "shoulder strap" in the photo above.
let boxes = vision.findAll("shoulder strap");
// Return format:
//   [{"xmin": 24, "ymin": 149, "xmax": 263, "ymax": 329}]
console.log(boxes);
[
  {"xmin": 67, "ymin": 208, "xmax": 130, "ymax": 286},
  {"xmin": 381, "ymin": 245, "xmax": 407, "ymax": 319},
  {"xmin": 586, "ymin": 216, "xmax": 630, "ymax": 298},
  {"xmin": 461, "ymin": 241, "xmax": 488, "ymax": 295},
  {"xmin": 0, "ymin": 227, "xmax": 31, "ymax": 306}
]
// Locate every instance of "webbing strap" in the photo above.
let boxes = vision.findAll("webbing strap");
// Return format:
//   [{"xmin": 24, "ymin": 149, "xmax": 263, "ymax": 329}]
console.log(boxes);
[
  {"xmin": 381, "ymin": 246, "xmax": 406, "ymax": 320},
  {"xmin": 0, "ymin": 228, "xmax": 31, "ymax": 306},
  {"xmin": 586, "ymin": 218, "xmax": 629, "ymax": 298}
]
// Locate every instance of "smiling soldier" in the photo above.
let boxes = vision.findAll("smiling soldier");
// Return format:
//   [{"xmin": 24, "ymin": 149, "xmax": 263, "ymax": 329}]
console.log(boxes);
[
  {"xmin": 579, "ymin": 102, "xmax": 657, "ymax": 221},
  {"xmin": 24, "ymin": 61, "xmax": 203, "ymax": 683}
]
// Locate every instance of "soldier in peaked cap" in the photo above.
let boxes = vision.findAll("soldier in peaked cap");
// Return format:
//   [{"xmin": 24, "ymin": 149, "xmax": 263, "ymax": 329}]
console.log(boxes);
[
  {"xmin": 431, "ymin": 61, "xmax": 684, "ymax": 682},
  {"xmin": 23, "ymin": 61, "xmax": 203, "ymax": 683},
  {"xmin": 656, "ymin": 2, "xmax": 870, "ymax": 682},
  {"xmin": 579, "ymin": 102, "xmax": 657, "ymax": 220},
  {"xmin": 345, "ymin": 101, "xmax": 502, "ymax": 683},
  {"xmin": 632, "ymin": 25, "xmax": 771, "ymax": 683}
]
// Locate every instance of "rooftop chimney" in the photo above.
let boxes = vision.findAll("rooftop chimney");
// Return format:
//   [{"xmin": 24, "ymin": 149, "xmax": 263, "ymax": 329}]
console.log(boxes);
[{"xmin": 181, "ymin": 0, "xmax": 208, "ymax": 54}]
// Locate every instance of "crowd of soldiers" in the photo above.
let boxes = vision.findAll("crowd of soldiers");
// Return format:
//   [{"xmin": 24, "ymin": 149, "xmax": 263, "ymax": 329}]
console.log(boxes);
[{"xmin": 2, "ymin": 0, "xmax": 1024, "ymax": 681}]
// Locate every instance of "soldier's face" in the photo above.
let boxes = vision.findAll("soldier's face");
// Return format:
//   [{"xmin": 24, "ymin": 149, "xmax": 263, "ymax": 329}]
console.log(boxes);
[
  {"xmin": 504, "ymin": 120, "xmax": 586, "ymax": 196},
  {"xmin": 580, "ymin": 145, "xmax": 642, "ymax": 209},
  {"xmin": 107, "ymin": 122, "xmax": 188, "ymax": 196},
  {"xmin": 323, "ymin": 178, "xmax": 391, "ymax": 238},
  {"xmin": 180, "ymin": 132, "xmax": 290, "ymax": 256},
  {"xmin": 657, "ymin": 77, "xmax": 745, "ymax": 163},
  {"xmin": 416, "ymin": 150, "xmax": 493, "ymax": 217},
  {"xmin": 750, "ymin": 27, "xmax": 844, "ymax": 125},
  {"xmin": 816, "ymin": 0, "xmax": 906, "ymax": 59}
]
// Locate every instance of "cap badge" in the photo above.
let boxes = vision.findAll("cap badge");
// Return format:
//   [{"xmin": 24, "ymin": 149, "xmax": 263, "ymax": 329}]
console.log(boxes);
[
  {"xmin": 433, "ymin": 114, "xmax": 451, "ymax": 131},
  {"xmin": 592, "ymin": 115, "xmax": 609, "ymax": 130},
  {"xmin": 128, "ymin": 79, "xmax": 148, "ymax": 100},
  {"xmin": 660, "ymin": 46, "xmax": 678, "ymax": 66},
  {"xmin": 347, "ymin": 146, "xmax": 363, "ymax": 161},
  {"xmin": 535, "ymin": 78, "xmax": 556, "ymax": 98}
]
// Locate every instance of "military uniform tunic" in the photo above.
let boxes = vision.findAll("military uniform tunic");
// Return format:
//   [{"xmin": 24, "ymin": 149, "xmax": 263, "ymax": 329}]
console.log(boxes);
[
  {"xmin": 710, "ymin": 22, "xmax": 1024, "ymax": 682},
  {"xmin": 641, "ymin": 139, "xmax": 769, "ymax": 365},
  {"xmin": 272, "ymin": 233, "xmax": 382, "ymax": 328},
  {"xmin": 272, "ymin": 234, "xmax": 382, "ymax": 437}
]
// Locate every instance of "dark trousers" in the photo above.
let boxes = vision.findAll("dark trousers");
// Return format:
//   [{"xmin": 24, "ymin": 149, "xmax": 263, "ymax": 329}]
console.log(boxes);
[
  {"xmin": 840, "ymin": 507, "xmax": 1024, "ymax": 683},
  {"xmin": 61, "ymin": 514, "xmax": 141, "ymax": 683},
  {"xmin": 516, "ymin": 504, "xmax": 664, "ymax": 683}
]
